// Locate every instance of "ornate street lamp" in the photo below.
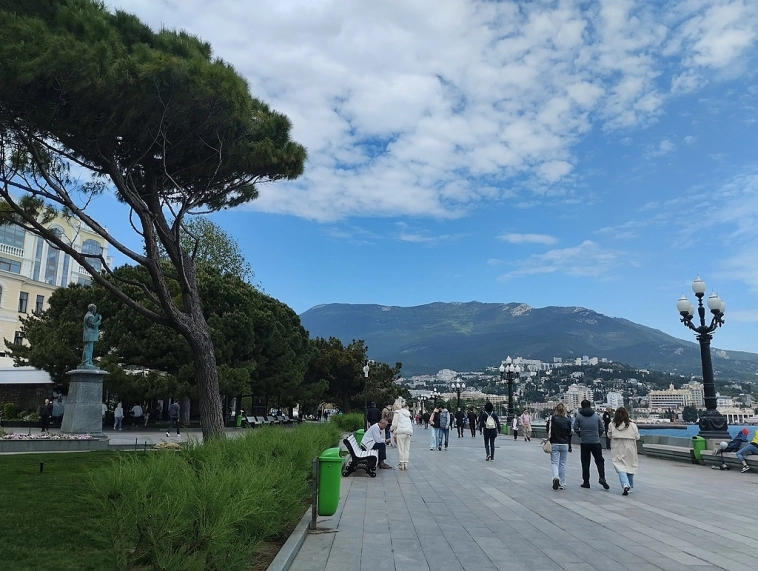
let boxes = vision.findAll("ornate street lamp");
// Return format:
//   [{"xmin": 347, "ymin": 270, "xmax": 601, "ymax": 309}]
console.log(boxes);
[
  {"xmin": 418, "ymin": 395, "xmax": 427, "ymax": 415},
  {"xmin": 677, "ymin": 276, "xmax": 729, "ymax": 438},
  {"xmin": 499, "ymin": 357, "xmax": 521, "ymax": 427},
  {"xmin": 432, "ymin": 387, "xmax": 439, "ymax": 406},
  {"xmin": 451, "ymin": 380, "xmax": 466, "ymax": 410},
  {"xmin": 363, "ymin": 361, "xmax": 370, "ymax": 430}
]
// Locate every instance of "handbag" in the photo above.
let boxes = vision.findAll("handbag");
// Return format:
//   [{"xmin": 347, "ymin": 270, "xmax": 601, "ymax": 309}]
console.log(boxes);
[{"xmin": 542, "ymin": 417, "xmax": 553, "ymax": 453}]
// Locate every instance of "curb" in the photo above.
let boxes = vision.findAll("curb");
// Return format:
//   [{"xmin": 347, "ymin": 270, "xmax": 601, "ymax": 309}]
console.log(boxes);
[{"xmin": 266, "ymin": 507, "xmax": 312, "ymax": 571}]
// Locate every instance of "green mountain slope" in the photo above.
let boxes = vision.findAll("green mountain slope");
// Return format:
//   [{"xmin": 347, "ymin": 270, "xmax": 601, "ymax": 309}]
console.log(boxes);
[{"xmin": 300, "ymin": 302, "xmax": 758, "ymax": 377}]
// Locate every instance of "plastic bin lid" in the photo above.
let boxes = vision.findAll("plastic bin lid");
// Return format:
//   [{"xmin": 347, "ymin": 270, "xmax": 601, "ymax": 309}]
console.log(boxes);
[{"xmin": 319, "ymin": 447, "xmax": 343, "ymax": 460}]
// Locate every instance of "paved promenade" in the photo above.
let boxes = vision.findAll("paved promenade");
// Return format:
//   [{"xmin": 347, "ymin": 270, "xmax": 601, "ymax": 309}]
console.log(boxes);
[{"xmin": 290, "ymin": 427, "xmax": 758, "ymax": 571}]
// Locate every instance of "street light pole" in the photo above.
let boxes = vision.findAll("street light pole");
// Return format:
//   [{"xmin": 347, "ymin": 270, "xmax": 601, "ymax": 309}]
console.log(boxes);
[
  {"xmin": 432, "ymin": 387, "xmax": 439, "ymax": 406},
  {"xmin": 677, "ymin": 276, "xmax": 729, "ymax": 438},
  {"xmin": 363, "ymin": 362, "xmax": 370, "ymax": 430},
  {"xmin": 499, "ymin": 357, "xmax": 521, "ymax": 428},
  {"xmin": 451, "ymin": 380, "xmax": 465, "ymax": 410}
]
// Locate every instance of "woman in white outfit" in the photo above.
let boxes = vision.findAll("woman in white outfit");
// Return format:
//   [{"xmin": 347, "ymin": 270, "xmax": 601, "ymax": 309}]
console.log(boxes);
[
  {"xmin": 608, "ymin": 406, "xmax": 640, "ymax": 495},
  {"xmin": 391, "ymin": 399, "xmax": 414, "ymax": 470}
]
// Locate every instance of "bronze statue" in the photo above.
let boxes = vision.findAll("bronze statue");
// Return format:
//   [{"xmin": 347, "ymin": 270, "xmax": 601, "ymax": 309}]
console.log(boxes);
[{"xmin": 81, "ymin": 304, "xmax": 102, "ymax": 369}]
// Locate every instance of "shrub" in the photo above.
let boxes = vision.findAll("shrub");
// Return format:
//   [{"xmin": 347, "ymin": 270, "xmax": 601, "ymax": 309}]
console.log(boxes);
[
  {"xmin": 330, "ymin": 412, "xmax": 364, "ymax": 433},
  {"xmin": 88, "ymin": 422, "xmax": 341, "ymax": 571}
]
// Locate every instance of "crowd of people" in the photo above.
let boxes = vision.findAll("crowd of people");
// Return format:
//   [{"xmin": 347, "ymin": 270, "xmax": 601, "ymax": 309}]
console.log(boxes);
[{"xmin": 360, "ymin": 398, "xmax": 758, "ymax": 493}]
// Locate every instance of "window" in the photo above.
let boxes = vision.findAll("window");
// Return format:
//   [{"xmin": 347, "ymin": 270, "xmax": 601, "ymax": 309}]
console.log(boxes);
[
  {"xmin": 44, "ymin": 227, "xmax": 65, "ymax": 285},
  {"xmin": 13, "ymin": 331, "xmax": 23, "ymax": 345},
  {"xmin": 0, "ymin": 256, "xmax": 21, "ymax": 273},
  {"xmin": 35, "ymin": 295, "xmax": 44, "ymax": 313},
  {"xmin": 0, "ymin": 223, "xmax": 25, "ymax": 250},
  {"xmin": 18, "ymin": 291, "xmax": 28, "ymax": 313},
  {"xmin": 81, "ymin": 239, "xmax": 103, "ymax": 271}
]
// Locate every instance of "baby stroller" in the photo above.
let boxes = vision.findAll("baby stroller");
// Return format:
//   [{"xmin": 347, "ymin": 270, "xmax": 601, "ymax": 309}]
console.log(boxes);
[{"xmin": 711, "ymin": 430, "xmax": 748, "ymax": 470}]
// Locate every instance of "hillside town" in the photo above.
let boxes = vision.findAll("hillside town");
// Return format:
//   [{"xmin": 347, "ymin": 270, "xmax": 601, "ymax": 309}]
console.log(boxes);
[{"xmin": 401, "ymin": 356, "xmax": 757, "ymax": 424}]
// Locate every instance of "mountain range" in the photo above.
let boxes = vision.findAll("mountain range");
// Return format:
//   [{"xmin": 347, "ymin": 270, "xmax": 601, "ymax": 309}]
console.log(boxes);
[{"xmin": 299, "ymin": 301, "xmax": 758, "ymax": 378}]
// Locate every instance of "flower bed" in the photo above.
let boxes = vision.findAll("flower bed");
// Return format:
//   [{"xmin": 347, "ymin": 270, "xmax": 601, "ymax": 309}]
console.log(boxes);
[
  {"xmin": 0, "ymin": 431, "xmax": 108, "ymax": 453},
  {"xmin": 1, "ymin": 432, "xmax": 95, "ymax": 440}
]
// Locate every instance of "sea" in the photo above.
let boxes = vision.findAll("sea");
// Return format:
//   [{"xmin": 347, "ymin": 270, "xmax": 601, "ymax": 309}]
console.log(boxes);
[{"xmin": 638, "ymin": 425, "xmax": 756, "ymax": 438}]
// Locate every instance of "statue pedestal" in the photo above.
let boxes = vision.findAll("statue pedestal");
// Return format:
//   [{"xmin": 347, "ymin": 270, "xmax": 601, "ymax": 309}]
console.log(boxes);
[{"xmin": 61, "ymin": 368, "xmax": 109, "ymax": 437}]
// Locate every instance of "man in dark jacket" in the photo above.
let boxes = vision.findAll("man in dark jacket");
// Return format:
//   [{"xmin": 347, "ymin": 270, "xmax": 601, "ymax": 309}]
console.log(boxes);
[
  {"xmin": 455, "ymin": 408, "xmax": 466, "ymax": 438},
  {"xmin": 467, "ymin": 409, "xmax": 478, "ymax": 437},
  {"xmin": 602, "ymin": 407, "xmax": 612, "ymax": 450},
  {"xmin": 573, "ymin": 400, "xmax": 609, "ymax": 490},
  {"xmin": 366, "ymin": 402, "xmax": 381, "ymax": 428}
]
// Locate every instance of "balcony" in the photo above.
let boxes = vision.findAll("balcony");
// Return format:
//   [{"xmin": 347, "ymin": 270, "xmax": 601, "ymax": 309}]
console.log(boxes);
[{"xmin": 0, "ymin": 244, "xmax": 24, "ymax": 258}]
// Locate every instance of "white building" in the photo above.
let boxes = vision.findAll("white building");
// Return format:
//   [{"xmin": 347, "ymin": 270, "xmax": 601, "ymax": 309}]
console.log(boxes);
[
  {"xmin": 648, "ymin": 384, "xmax": 692, "ymax": 408},
  {"xmin": 607, "ymin": 392, "xmax": 624, "ymax": 409},
  {"xmin": 562, "ymin": 383, "xmax": 593, "ymax": 411}
]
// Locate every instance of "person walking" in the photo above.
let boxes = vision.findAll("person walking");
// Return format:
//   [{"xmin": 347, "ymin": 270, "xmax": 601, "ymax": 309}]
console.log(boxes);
[
  {"xmin": 608, "ymin": 407, "xmax": 639, "ymax": 495},
  {"xmin": 438, "ymin": 406, "xmax": 451, "ymax": 450},
  {"xmin": 478, "ymin": 402, "xmax": 501, "ymax": 461},
  {"xmin": 130, "ymin": 403, "xmax": 143, "ymax": 427},
  {"xmin": 455, "ymin": 408, "xmax": 465, "ymax": 438},
  {"xmin": 602, "ymin": 407, "xmax": 612, "ymax": 450},
  {"xmin": 467, "ymin": 409, "xmax": 478, "ymax": 437},
  {"xmin": 422, "ymin": 410, "xmax": 430, "ymax": 429},
  {"xmin": 520, "ymin": 410, "xmax": 532, "ymax": 441},
  {"xmin": 547, "ymin": 403, "xmax": 572, "ymax": 490},
  {"xmin": 39, "ymin": 398, "xmax": 52, "ymax": 433},
  {"xmin": 573, "ymin": 400, "xmax": 610, "ymax": 490},
  {"xmin": 381, "ymin": 403, "xmax": 394, "ymax": 445},
  {"xmin": 391, "ymin": 402, "xmax": 414, "ymax": 470},
  {"xmin": 113, "ymin": 402, "xmax": 124, "ymax": 431},
  {"xmin": 512, "ymin": 415, "xmax": 519, "ymax": 440},
  {"xmin": 429, "ymin": 407, "xmax": 440, "ymax": 450},
  {"xmin": 167, "ymin": 401, "xmax": 180, "ymax": 436}
]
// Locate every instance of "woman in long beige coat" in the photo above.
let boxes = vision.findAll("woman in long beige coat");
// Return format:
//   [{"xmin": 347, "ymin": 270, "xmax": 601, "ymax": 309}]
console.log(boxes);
[{"xmin": 608, "ymin": 407, "xmax": 639, "ymax": 496}]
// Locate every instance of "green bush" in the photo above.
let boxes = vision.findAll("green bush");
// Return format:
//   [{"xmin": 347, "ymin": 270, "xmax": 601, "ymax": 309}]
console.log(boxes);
[
  {"xmin": 329, "ymin": 412, "xmax": 364, "ymax": 433},
  {"xmin": 2, "ymin": 402, "xmax": 19, "ymax": 419},
  {"xmin": 88, "ymin": 423, "xmax": 341, "ymax": 571}
]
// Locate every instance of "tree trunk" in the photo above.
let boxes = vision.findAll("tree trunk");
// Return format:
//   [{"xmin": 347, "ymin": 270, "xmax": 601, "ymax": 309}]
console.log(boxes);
[
  {"xmin": 183, "ymin": 313, "xmax": 224, "ymax": 440},
  {"xmin": 182, "ymin": 396, "xmax": 191, "ymax": 424}
]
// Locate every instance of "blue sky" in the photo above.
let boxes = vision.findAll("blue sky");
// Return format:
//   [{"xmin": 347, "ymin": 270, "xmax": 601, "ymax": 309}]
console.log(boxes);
[{"xmin": 100, "ymin": 0, "xmax": 758, "ymax": 355}]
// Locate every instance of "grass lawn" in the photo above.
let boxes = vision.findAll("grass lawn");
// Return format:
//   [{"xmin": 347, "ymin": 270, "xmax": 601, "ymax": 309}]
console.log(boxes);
[{"xmin": 0, "ymin": 452, "xmax": 117, "ymax": 571}]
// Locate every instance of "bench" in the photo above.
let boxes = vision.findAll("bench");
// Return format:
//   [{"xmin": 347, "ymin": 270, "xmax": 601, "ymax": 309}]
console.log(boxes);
[
  {"xmin": 642, "ymin": 443, "xmax": 696, "ymax": 463},
  {"xmin": 243, "ymin": 416, "xmax": 259, "ymax": 428},
  {"xmin": 701, "ymin": 444, "xmax": 758, "ymax": 471},
  {"xmin": 342, "ymin": 433, "xmax": 378, "ymax": 478}
]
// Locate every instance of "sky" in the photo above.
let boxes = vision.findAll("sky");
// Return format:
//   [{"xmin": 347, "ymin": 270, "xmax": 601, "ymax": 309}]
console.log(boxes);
[{"xmin": 98, "ymin": 0, "xmax": 758, "ymax": 355}]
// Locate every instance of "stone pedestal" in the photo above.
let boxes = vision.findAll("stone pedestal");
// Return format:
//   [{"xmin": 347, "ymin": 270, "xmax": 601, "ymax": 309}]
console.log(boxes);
[{"xmin": 61, "ymin": 368, "xmax": 109, "ymax": 437}]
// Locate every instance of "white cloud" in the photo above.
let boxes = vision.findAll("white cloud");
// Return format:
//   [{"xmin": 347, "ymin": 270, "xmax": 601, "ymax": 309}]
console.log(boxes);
[
  {"xmin": 499, "ymin": 240, "xmax": 622, "ymax": 279},
  {"xmin": 684, "ymin": 135, "xmax": 696, "ymax": 144},
  {"xmin": 499, "ymin": 233, "xmax": 559, "ymax": 245},
  {"xmin": 646, "ymin": 139, "xmax": 677, "ymax": 157},
  {"xmin": 106, "ymin": 0, "xmax": 758, "ymax": 221}
]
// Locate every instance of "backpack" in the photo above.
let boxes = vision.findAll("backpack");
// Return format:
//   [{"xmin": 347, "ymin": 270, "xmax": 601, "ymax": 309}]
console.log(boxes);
[
  {"xmin": 485, "ymin": 412, "xmax": 496, "ymax": 430},
  {"xmin": 439, "ymin": 410, "xmax": 450, "ymax": 429}
]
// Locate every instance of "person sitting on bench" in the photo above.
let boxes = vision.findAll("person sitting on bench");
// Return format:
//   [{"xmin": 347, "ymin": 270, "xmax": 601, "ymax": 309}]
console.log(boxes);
[
  {"xmin": 361, "ymin": 419, "xmax": 392, "ymax": 469},
  {"xmin": 737, "ymin": 428, "xmax": 758, "ymax": 473}
]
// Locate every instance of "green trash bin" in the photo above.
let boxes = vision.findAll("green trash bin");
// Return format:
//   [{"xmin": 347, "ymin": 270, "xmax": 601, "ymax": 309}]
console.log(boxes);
[
  {"xmin": 502, "ymin": 424, "xmax": 508, "ymax": 435},
  {"xmin": 235, "ymin": 414, "xmax": 243, "ymax": 427},
  {"xmin": 355, "ymin": 429, "xmax": 365, "ymax": 445},
  {"xmin": 318, "ymin": 447, "xmax": 344, "ymax": 516},
  {"xmin": 691, "ymin": 435, "xmax": 706, "ymax": 462}
]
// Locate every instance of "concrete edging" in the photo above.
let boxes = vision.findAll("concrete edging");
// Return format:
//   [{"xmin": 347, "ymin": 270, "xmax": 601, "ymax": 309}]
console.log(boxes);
[{"xmin": 265, "ymin": 507, "xmax": 312, "ymax": 571}]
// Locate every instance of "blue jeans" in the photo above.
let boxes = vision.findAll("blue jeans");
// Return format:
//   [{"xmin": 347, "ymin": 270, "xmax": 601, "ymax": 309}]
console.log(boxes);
[
  {"xmin": 114, "ymin": 416, "xmax": 122, "ymax": 430},
  {"xmin": 437, "ymin": 428, "xmax": 449, "ymax": 448},
  {"xmin": 618, "ymin": 472, "xmax": 635, "ymax": 489},
  {"xmin": 550, "ymin": 444, "xmax": 569, "ymax": 485},
  {"xmin": 483, "ymin": 429, "xmax": 497, "ymax": 458},
  {"xmin": 736, "ymin": 443, "xmax": 758, "ymax": 461},
  {"xmin": 430, "ymin": 427, "xmax": 438, "ymax": 448}
]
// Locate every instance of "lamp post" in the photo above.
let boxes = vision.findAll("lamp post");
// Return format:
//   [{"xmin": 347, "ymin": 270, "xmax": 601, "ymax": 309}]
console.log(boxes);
[
  {"xmin": 451, "ymin": 380, "xmax": 465, "ymax": 410},
  {"xmin": 677, "ymin": 276, "xmax": 729, "ymax": 438},
  {"xmin": 418, "ymin": 395, "xmax": 427, "ymax": 416},
  {"xmin": 499, "ymin": 357, "xmax": 521, "ymax": 427},
  {"xmin": 363, "ymin": 362, "xmax": 370, "ymax": 430},
  {"xmin": 432, "ymin": 387, "xmax": 439, "ymax": 406}
]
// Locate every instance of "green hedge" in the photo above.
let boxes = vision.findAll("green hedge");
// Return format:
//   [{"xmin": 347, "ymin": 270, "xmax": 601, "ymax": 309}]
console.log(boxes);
[
  {"xmin": 329, "ymin": 412, "xmax": 364, "ymax": 433},
  {"xmin": 88, "ymin": 423, "xmax": 341, "ymax": 571}
]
